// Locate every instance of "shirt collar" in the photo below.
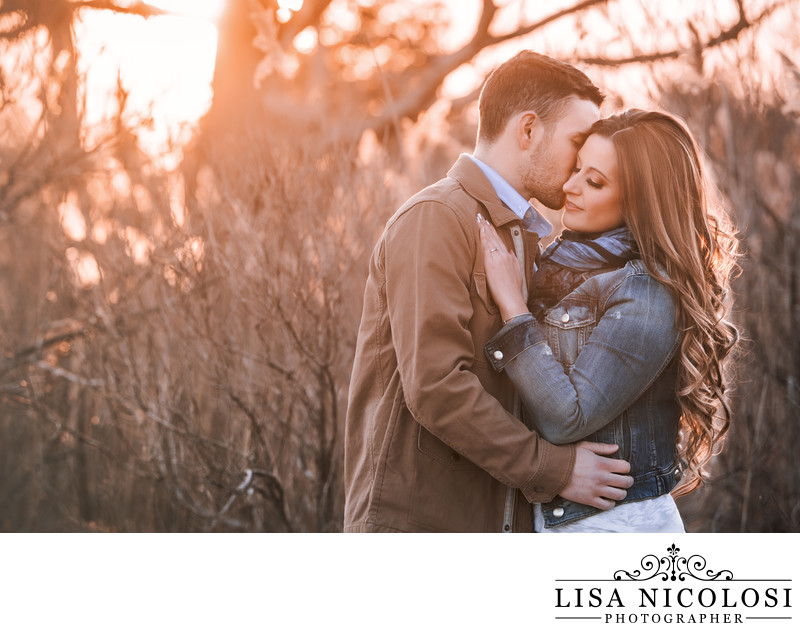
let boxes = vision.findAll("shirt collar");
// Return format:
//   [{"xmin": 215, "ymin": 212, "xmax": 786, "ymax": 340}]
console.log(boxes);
[{"xmin": 467, "ymin": 155, "xmax": 552, "ymax": 238}]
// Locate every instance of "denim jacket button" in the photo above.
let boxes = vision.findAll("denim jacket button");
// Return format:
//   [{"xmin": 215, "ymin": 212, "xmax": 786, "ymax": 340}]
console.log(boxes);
[
  {"xmin": 553, "ymin": 507, "xmax": 565, "ymax": 518},
  {"xmin": 561, "ymin": 312, "xmax": 570, "ymax": 323},
  {"xmin": 493, "ymin": 350, "xmax": 504, "ymax": 360}
]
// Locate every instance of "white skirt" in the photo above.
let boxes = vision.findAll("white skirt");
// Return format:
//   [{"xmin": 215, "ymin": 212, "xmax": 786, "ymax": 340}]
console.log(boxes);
[{"xmin": 534, "ymin": 494, "xmax": 685, "ymax": 533}]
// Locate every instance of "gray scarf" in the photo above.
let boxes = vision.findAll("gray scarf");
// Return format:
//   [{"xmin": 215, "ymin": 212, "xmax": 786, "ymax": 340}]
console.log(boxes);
[{"xmin": 542, "ymin": 226, "xmax": 637, "ymax": 271}]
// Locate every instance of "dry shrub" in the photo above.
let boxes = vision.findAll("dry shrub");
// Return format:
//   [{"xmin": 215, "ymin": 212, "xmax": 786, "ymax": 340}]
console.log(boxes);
[{"xmin": 0, "ymin": 122, "xmax": 406, "ymax": 531}]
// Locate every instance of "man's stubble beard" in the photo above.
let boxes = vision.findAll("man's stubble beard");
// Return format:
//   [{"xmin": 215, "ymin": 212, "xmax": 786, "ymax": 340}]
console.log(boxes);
[{"xmin": 521, "ymin": 135, "xmax": 568, "ymax": 211}]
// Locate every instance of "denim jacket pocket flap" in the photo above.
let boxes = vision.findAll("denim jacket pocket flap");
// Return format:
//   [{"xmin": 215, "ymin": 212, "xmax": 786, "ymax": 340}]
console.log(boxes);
[
  {"xmin": 543, "ymin": 300, "xmax": 596, "ymax": 330},
  {"xmin": 472, "ymin": 272, "xmax": 499, "ymax": 314}
]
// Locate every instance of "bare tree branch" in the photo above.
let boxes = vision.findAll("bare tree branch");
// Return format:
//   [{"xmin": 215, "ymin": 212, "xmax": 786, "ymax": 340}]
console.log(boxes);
[
  {"xmin": 576, "ymin": 2, "xmax": 779, "ymax": 66},
  {"xmin": 346, "ymin": 0, "xmax": 613, "ymax": 138},
  {"xmin": 278, "ymin": 0, "xmax": 335, "ymax": 48},
  {"xmin": 69, "ymin": 1, "xmax": 165, "ymax": 18},
  {"xmin": 0, "ymin": 0, "xmax": 165, "ymax": 40},
  {"xmin": 485, "ymin": 0, "xmax": 611, "ymax": 46},
  {"xmin": 473, "ymin": 0, "xmax": 500, "ymax": 45}
]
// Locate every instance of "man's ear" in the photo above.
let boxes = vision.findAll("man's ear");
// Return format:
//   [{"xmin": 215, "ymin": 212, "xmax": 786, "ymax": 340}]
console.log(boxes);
[{"xmin": 516, "ymin": 111, "xmax": 541, "ymax": 149}]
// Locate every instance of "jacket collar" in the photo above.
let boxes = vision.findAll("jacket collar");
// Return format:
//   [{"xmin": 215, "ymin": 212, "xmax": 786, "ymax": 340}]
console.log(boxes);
[{"xmin": 447, "ymin": 154, "xmax": 521, "ymax": 227}]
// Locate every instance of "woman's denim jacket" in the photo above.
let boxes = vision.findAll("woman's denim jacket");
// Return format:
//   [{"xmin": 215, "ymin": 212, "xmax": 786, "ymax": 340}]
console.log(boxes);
[{"xmin": 485, "ymin": 259, "xmax": 683, "ymax": 527}]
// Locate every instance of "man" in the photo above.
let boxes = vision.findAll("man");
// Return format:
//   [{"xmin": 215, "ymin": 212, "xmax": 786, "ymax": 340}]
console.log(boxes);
[{"xmin": 344, "ymin": 51, "xmax": 632, "ymax": 532}]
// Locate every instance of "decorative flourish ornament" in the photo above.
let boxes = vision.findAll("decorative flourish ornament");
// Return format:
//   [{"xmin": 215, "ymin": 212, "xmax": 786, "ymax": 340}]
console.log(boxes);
[{"xmin": 613, "ymin": 544, "xmax": 734, "ymax": 582}]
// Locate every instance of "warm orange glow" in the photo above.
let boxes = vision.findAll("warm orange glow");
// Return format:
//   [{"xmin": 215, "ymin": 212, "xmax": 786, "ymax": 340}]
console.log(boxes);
[
  {"xmin": 67, "ymin": 0, "xmax": 796, "ymax": 166},
  {"xmin": 75, "ymin": 4, "xmax": 220, "ymax": 165},
  {"xmin": 294, "ymin": 27, "xmax": 318, "ymax": 54},
  {"xmin": 65, "ymin": 247, "xmax": 101, "ymax": 287},
  {"xmin": 146, "ymin": 0, "xmax": 227, "ymax": 22},
  {"xmin": 58, "ymin": 192, "xmax": 87, "ymax": 241},
  {"xmin": 276, "ymin": 0, "xmax": 304, "ymax": 23}
]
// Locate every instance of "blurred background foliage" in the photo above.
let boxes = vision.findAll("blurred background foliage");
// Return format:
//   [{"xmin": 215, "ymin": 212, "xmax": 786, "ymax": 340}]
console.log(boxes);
[{"xmin": 0, "ymin": 0, "xmax": 798, "ymax": 532}]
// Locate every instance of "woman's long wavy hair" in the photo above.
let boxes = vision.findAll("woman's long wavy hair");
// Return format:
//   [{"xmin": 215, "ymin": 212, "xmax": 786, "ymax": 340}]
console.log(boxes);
[{"xmin": 589, "ymin": 109, "xmax": 740, "ymax": 495}]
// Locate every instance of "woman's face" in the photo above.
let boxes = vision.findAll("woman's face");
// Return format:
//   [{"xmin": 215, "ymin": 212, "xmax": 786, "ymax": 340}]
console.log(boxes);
[{"xmin": 561, "ymin": 134, "xmax": 624, "ymax": 234}]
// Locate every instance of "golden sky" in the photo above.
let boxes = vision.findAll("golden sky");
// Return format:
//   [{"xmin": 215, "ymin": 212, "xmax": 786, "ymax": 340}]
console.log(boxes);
[{"xmin": 70, "ymin": 0, "xmax": 797, "ymax": 163}]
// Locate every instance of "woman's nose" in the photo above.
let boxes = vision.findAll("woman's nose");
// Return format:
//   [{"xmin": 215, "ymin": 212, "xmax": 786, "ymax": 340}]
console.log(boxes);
[{"xmin": 563, "ymin": 172, "xmax": 578, "ymax": 194}]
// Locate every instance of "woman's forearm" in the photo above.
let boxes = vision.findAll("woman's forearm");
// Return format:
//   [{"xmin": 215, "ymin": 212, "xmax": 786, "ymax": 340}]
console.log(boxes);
[{"xmin": 486, "ymin": 274, "xmax": 681, "ymax": 444}]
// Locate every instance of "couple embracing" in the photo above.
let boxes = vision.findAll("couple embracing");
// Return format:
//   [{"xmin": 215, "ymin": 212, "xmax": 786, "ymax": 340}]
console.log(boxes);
[{"xmin": 343, "ymin": 51, "xmax": 739, "ymax": 533}]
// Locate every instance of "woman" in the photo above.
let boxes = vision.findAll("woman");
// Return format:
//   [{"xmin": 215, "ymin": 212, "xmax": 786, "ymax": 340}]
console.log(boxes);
[{"xmin": 478, "ymin": 109, "xmax": 739, "ymax": 532}]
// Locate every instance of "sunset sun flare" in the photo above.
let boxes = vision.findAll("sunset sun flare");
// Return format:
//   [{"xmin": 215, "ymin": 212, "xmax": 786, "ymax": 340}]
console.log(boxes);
[
  {"xmin": 145, "ymin": 0, "xmax": 228, "ymax": 22},
  {"xmin": 75, "ymin": 1, "xmax": 223, "ymax": 163}
]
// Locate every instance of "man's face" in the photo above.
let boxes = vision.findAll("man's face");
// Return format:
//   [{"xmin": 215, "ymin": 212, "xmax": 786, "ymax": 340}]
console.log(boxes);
[{"xmin": 521, "ymin": 97, "xmax": 600, "ymax": 210}]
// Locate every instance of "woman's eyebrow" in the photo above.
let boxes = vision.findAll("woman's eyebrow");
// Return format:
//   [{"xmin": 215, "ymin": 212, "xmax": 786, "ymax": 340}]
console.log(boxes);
[{"xmin": 586, "ymin": 165, "xmax": 609, "ymax": 180}]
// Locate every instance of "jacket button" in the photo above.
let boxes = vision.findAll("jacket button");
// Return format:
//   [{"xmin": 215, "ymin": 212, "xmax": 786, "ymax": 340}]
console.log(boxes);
[
  {"xmin": 493, "ymin": 350, "xmax": 504, "ymax": 360},
  {"xmin": 561, "ymin": 312, "xmax": 570, "ymax": 323},
  {"xmin": 553, "ymin": 507, "xmax": 565, "ymax": 518}
]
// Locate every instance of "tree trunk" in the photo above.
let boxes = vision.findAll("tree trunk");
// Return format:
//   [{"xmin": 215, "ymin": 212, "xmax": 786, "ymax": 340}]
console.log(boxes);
[{"xmin": 207, "ymin": 0, "xmax": 263, "ymax": 130}]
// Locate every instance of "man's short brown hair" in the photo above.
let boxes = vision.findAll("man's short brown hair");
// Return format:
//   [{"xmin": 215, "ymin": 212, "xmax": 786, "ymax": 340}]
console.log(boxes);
[{"xmin": 477, "ymin": 51, "xmax": 604, "ymax": 143}]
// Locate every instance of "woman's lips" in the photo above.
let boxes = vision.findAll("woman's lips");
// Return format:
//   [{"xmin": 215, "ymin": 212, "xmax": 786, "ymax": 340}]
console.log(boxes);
[{"xmin": 564, "ymin": 199, "xmax": 582, "ymax": 212}]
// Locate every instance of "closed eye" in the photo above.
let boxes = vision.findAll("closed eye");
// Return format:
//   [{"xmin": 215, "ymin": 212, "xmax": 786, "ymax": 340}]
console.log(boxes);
[{"xmin": 587, "ymin": 178, "xmax": 603, "ymax": 189}]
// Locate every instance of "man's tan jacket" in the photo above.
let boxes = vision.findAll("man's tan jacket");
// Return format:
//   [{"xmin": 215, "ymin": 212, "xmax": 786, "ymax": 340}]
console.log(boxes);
[{"xmin": 344, "ymin": 155, "xmax": 577, "ymax": 532}]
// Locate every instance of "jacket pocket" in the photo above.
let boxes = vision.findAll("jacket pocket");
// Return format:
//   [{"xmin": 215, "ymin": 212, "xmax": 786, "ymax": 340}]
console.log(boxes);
[
  {"xmin": 543, "ymin": 298, "xmax": 597, "ymax": 368},
  {"xmin": 417, "ymin": 425, "xmax": 480, "ymax": 470},
  {"xmin": 471, "ymin": 272, "xmax": 499, "ymax": 314},
  {"xmin": 543, "ymin": 300, "xmax": 596, "ymax": 329}
]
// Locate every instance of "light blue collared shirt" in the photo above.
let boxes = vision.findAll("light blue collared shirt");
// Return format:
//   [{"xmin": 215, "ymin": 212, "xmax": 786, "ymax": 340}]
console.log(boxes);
[{"xmin": 467, "ymin": 154, "xmax": 552, "ymax": 238}]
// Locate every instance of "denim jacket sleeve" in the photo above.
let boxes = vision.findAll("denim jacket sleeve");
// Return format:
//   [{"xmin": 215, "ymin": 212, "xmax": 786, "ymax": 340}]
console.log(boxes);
[{"xmin": 484, "ymin": 271, "xmax": 681, "ymax": 445}]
